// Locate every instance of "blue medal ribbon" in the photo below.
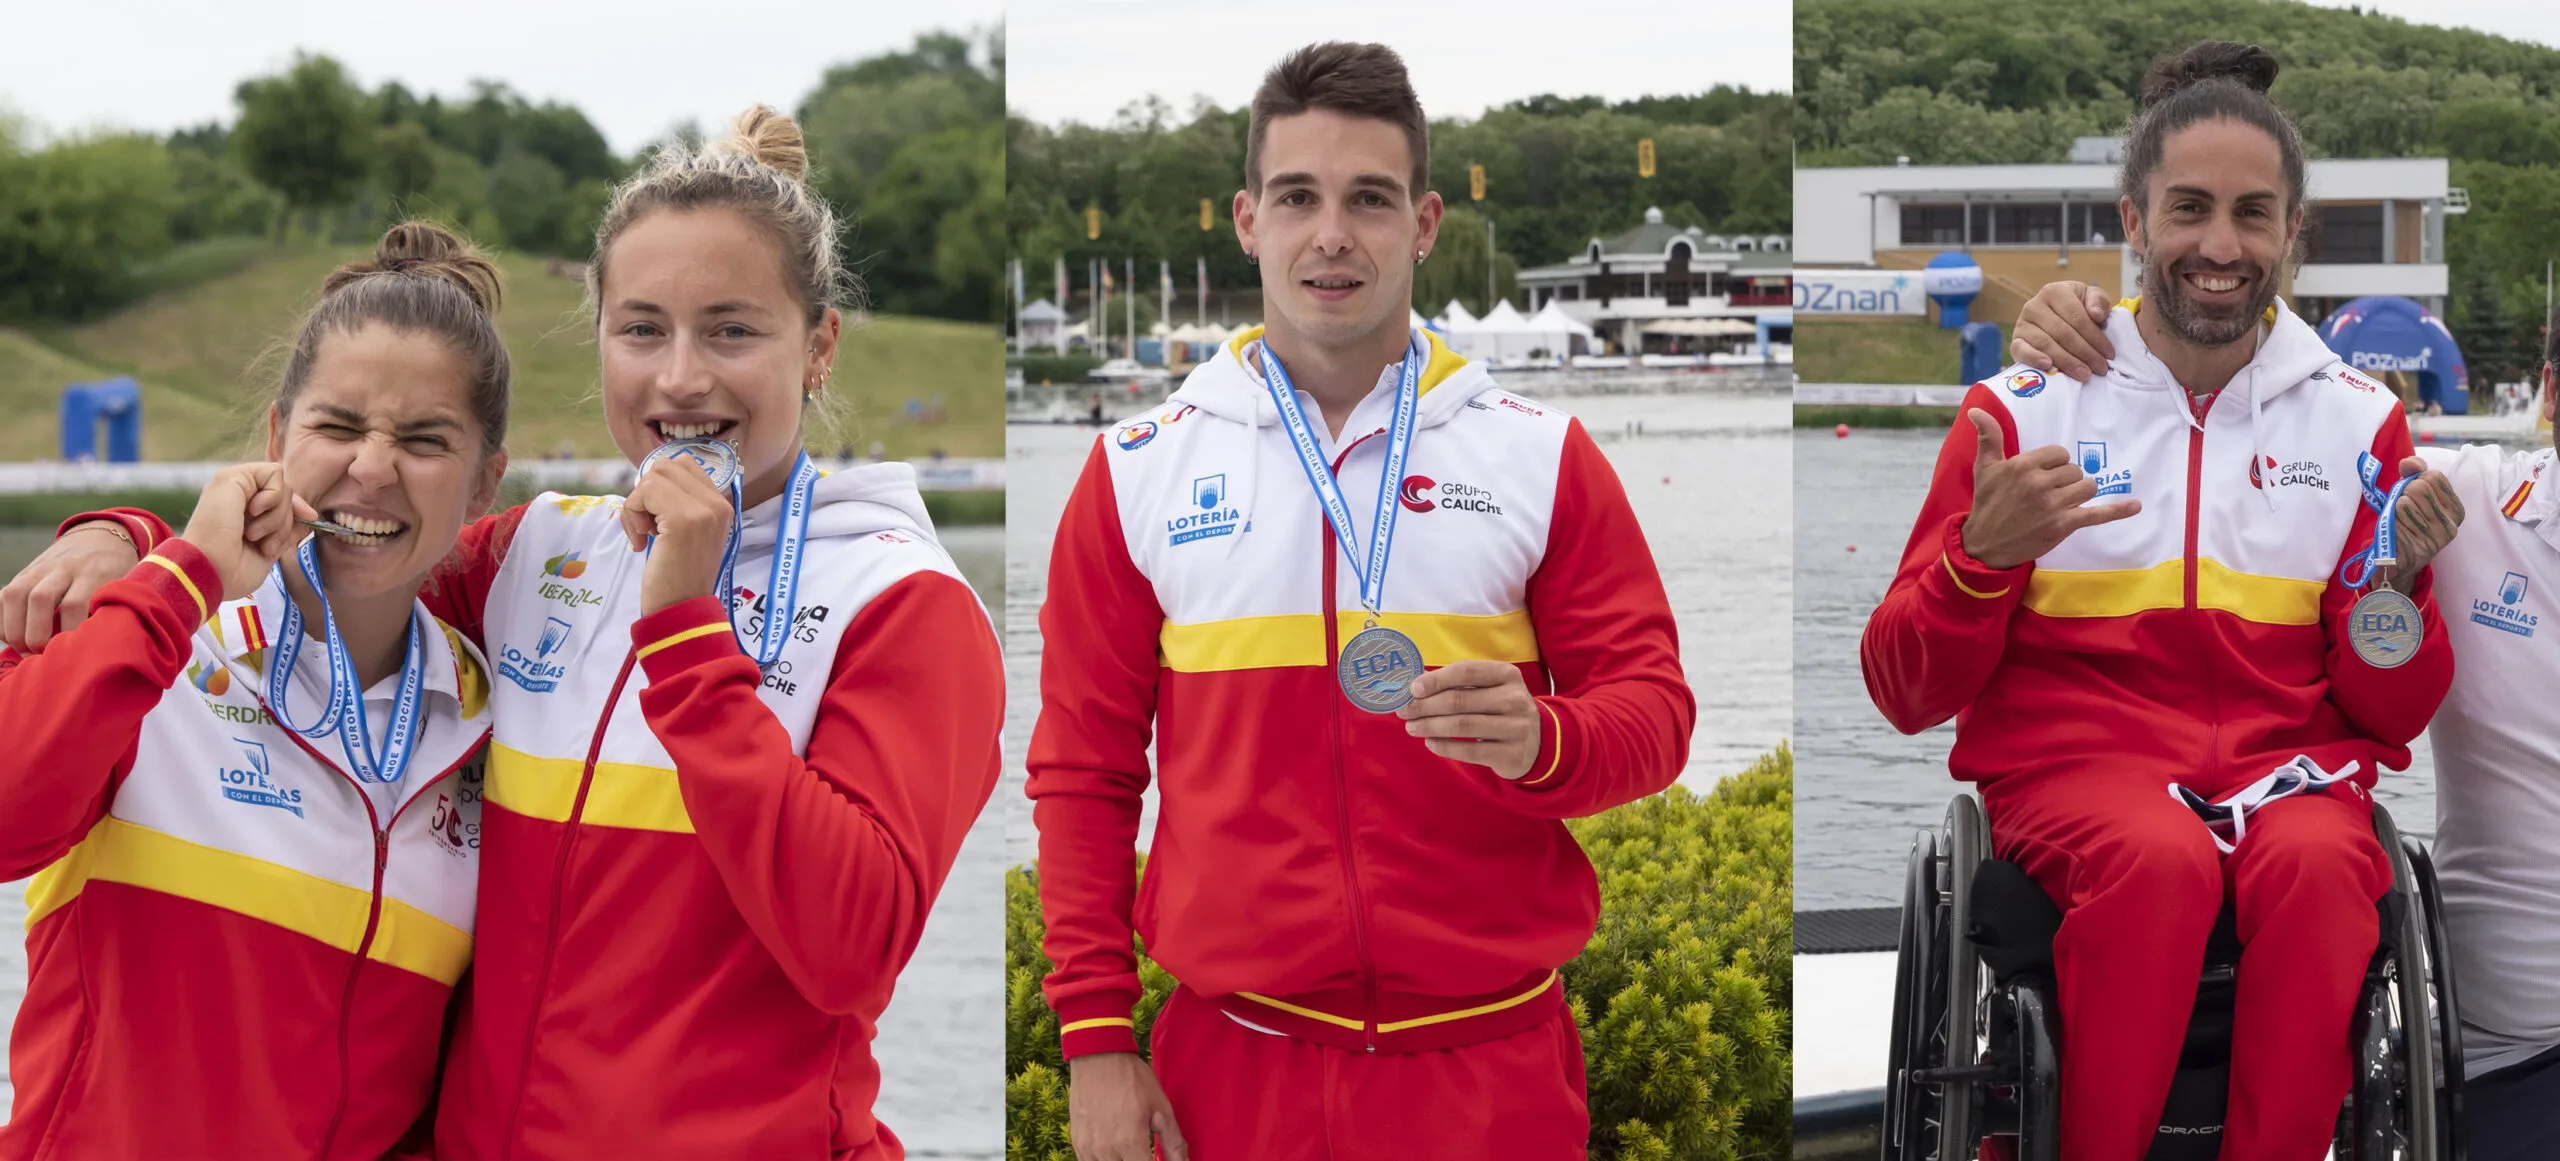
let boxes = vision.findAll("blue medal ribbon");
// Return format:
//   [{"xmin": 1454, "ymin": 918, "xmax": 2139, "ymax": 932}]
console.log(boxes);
[
  {"xmin": 724, "ymin": 453, "xmax": 820, "ymax": 667},
  {"xmin": 266, "ymin": 537, "xmax": 428, "ymax": 786},
  {"xmin": 649, "ymin": 448, "xmax": 819, "ymax": 669},
  {"xmin": 1257, "ymin": 333, "xmax": 1422, "ymax": 621},
  {"xmin": 2338, "ymin": 452, "xmax": 2417, "ymax": 590}
]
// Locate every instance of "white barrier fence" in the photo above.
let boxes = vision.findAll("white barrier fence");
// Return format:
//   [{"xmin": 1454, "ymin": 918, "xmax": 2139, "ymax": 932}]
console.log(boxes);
[
  {"xmin": 1794, "ymin": 383, "xmax": 1972, "ymax": 406},
  {"xmin": 0, "ymin": 457, "xmax": 1005, "ymax": 495}
]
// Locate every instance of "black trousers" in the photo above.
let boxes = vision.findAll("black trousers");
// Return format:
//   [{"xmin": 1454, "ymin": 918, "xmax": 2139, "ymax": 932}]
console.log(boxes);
[{"xmin": 2467, "ymin": 1042, "xmax": 2560, "ymax": 1161}]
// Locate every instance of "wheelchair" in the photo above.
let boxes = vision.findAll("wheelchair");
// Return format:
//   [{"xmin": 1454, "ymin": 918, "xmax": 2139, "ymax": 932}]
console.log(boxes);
[{"xmin": 1881, "ymin": 792, "xmax": 2464, "ymax": 1161}]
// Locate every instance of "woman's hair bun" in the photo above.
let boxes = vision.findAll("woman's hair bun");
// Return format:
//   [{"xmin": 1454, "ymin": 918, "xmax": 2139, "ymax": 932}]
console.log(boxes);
[
  {"xmin": 2139, "ymin": 41, "xmax": 2280, "ymax": 111},
  {"xmin": 325, "ymin": 219, "xmax": 504, "ymax": 314},
  {"xmin": 722, "ymin": 105, "xmax": 809, "ymax": 182}
]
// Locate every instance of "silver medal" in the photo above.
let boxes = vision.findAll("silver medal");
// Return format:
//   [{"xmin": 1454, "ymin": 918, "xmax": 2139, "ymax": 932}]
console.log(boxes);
[
  {"xmin": 2347, "ymin": 587, "xmax": 2421, "ymax": 669},
  {"xmin": 643, "ymin": 437, "xmax": 742, "ymax": 491},
  {"xmin": 1338, "ymin": 625, "xmax": 1424, "ymax": 713}
]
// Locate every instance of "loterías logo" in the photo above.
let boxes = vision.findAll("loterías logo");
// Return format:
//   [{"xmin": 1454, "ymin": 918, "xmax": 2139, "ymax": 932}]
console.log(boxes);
[{"xmin": 1400, "ymin": 475, "xmax": 1437, "ymax": 513}]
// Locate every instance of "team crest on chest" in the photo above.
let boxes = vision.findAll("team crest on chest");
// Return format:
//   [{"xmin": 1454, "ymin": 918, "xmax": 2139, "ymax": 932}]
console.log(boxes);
[{"xmin": 1168, "ymin": 474, "xmax": 1242, "ymax": 546}]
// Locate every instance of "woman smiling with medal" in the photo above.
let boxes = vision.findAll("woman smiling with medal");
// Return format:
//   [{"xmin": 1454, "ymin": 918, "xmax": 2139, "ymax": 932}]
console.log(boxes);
[
  {"xmin": 406, "ymin": 107, "xmax": 1001, "ymax": 1159},
  {"xmin": 12, "ymin": 108, "xmax": 1002, "ymax": 1159},
  {"xmin": 0, "ymin": 223, "xmax": 510, "ymax": 1159}
]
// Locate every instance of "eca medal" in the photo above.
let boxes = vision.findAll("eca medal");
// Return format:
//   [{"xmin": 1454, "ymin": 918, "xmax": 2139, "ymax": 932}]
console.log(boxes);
[{"xmin": 642, "ymin": 437, "xmax": 743, "ymax": 492}]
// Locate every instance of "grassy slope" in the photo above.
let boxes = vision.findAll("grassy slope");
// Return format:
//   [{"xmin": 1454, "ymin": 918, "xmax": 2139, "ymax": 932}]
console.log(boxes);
[
  {"xmin": 1793, "ymin": 318, "xmax": 1967, "ymax": 386},
  {"xmin": 11, "ymin": 242, "xmax": 1000, "ymax": 463}
]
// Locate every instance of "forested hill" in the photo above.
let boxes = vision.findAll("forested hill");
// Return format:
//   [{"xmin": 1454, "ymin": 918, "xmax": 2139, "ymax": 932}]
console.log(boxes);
[{"xmin": 1795, "ymin": 0, "xmax": 2560, "ymax": 379}]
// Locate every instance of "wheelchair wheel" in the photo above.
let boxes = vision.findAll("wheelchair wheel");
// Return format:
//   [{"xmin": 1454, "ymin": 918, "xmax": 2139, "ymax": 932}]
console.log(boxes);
[
  {"xmin": 2342, "ymin": 803, "xmax": 2443, "ymax": 1161},
  {"xmin": 1939, "ymin": 794, "xmax": 1991, "ymax": 1153},
  {"xmin": 2008, "ymin": 981, "xmax": 2060, "ymax": 1161},
  {"xmin": 2404, "ymin": 839, "xmax": 2464, "ymax": 1161},
  {"xmin": 1885, "ymin": 827, "xmax": 1946, "ymax": 1161}
]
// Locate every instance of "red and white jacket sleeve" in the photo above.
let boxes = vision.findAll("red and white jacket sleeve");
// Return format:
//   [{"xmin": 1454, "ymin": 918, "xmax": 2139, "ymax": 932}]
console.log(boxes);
[
  {"xmin": 0, "ymin": 540, "xmax": 221, "ymax": 878},
  {"xmin": 1861, "ymin": 384, "xmax": 2032, "ymax": 735},
  {"xmin": 628, "ymin": 570, "xmax": 1004, "ymax": 1014},
  {"xmin": 1024, "ymin": 437, "xmax": 1163, "ymax": 1059},
  {"xmin": 2321, "ymin": 411, "xmax": 2454, "ymax": 749},
  {"xmin": 59, "ymin": 503, "xmax": 525, "ymax": 651},
  {"xmin": 1501, "ymin": 419, "xmax": 1696, "ymax": 817}
]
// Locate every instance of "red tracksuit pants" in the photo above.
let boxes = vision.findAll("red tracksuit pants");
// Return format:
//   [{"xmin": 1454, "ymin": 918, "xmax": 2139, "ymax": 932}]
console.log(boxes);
[
  {"xmin": 1985, "ymin": 767, "xmax": 2391, "ymax": 1161},
  {"xmin": 1149, "ymin": 985, "xmax": 1590, "ymax": 1160}
]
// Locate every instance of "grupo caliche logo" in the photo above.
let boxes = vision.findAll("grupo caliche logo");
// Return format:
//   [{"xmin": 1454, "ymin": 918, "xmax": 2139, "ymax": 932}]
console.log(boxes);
[{"xmin": 1399, "ymin": 475, "xmax": 1504, "ymax": 516}]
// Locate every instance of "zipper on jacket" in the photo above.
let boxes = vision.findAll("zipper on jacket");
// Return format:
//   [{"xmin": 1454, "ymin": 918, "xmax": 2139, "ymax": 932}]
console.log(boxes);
[
  {"xmin": 1322, "ymin": 430, "xmax": 1386, "ymax": 1053},
  {"xmin": 497, "ymin": 650, "xmax": 638, "ymax": 1158},
  {"xmin": 263, "ymin": 717, "xmax": 480, "ymax": 1158},
  {"xmin": 2182, "ymin": 396, "xmax": 2224, "ymax": 789}
]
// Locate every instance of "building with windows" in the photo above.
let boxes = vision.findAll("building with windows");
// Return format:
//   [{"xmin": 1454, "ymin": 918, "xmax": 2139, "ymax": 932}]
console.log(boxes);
[
  {"xmin": 1515, "ymin": 207, "xmax": 1793, "ymax": 355},
  {"xmin": 1794, "ymin": 138, "xmax": 2458, "ymax": 327}
]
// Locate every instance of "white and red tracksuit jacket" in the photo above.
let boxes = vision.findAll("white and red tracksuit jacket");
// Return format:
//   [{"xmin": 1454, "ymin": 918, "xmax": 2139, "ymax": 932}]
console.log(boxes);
[
  {"xmin": 1862, "ymin": 298, "xmax": 2453, "ymax": 797},
  {"xmin": 0, "ymin": 530, "xmax": 490, "ymax": 1160},
  {"xmin": 1030, "ymin": 327, "xmax": 1694, "ymax": 1059},
  {"xmin": 94, "ymin": 464, "xmax": 1003, "ymax": 1159}
]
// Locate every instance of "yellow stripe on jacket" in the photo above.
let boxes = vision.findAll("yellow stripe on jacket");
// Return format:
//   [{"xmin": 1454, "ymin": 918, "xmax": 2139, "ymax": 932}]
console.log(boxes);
[
  {"xmin": 486, "ymin": 742, "xmax": 695, "ymax": 834},
  {"xmin": 2022, "ymin": 558, "xmax": 2324, "ymax": 625},
  {"xmin": 24, "ymin": 817, "xmax": 471, "ymax": 984},
  {"xmin": 1159, "ymin": 610, "xmax": 1540, "ymax": 673}
]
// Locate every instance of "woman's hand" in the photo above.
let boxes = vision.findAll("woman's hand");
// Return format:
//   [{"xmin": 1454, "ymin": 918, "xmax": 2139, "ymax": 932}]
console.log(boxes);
[
  {"xmin": 2009, "ymin": 281, "xmax": 2115, "ymax": 381},
  {"xmin": 182, "ymin": 463, "xmax": 313, "ymax": 604},
  {"xmin": 3, "ymin": 522, "xmax": 142, "ymax": 652},
  {"xmin": 620, "ymin": 457, "xmax": 737, "ymax": 616}
]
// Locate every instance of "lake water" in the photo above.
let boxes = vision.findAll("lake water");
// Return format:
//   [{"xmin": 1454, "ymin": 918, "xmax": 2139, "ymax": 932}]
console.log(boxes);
[
  {"xmin": 1000, "ymin": 387, "xmax": 1795, "ymax": 871},
  {"xmin": 1793, "ymin": 426, "xmax": 2442, "ymax": 910},
  {"xmin": 0, "ymin": 522, "xmax": 1006, "ymax": 1160}
]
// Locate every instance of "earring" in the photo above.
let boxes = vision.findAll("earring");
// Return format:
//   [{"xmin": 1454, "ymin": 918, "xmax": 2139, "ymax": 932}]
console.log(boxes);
[
  {"xmin": 1416, "ymin": 250, "xmax": 1427, "ymax": 263},
  {"xmin": 1246, "ymin": 252, "xmax": 1258, "ymax": 265}
]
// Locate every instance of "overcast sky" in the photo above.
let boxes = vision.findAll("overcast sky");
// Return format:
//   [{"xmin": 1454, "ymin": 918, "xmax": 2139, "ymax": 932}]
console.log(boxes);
[
  {"xmin": 942, "ymin": 0, "xmax": 1787, "ymax": 127},
  {"xmin": 0, "ymin": 0, "xmax": 1002, "ymax": 154},
  {"xmin": 4, "ymin": 2, "xmax": 2552, "ymax": 150},
  {"xmin": 2296, "ymin": 0, "xmax": 2558, "ymax": 50}
]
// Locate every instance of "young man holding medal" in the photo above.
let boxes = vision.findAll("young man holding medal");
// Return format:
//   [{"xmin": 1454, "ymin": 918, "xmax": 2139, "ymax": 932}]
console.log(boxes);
[
  {"xmin": 1027, "ymin": 41, "xmax": 1694, "ymax": 1161},
  {"xmin": 1860, "ymin": 41, "xmax": 2459, "ymax": 1161}
]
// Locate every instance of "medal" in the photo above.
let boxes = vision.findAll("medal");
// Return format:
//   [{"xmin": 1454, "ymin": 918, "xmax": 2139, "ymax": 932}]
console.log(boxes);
[
  {"xmin": 1338, "ymin": 623, "xmax": 1425, "ymax": 713},
  {"xmin": 2340, "ymin": 452, "xmax": 2422, "ymax": 669},
  {"xmin": 1258, "ymin": 332, "xmax": 1425, "ymax": 712},
  {"xmin": 642, "ymin": 437, "xmax": 743, "ymax": 492},
  {"xmin": 644, "ymin": 448, "xmax": 820, "ymax": 671},
  {"xmin": 267, "ymin": 536, "xmax": 429, "ymax": 786}
]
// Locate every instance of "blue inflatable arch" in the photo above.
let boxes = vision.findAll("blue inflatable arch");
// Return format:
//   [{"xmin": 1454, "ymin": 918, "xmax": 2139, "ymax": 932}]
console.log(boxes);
[{"xmin": 2314, "ymin": 297, "xmax": 2470, "ymax": 415}]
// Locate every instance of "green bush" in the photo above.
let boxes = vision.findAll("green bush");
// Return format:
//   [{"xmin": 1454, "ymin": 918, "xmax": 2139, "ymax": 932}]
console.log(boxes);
[
  {"xmin": 1011, "ymin": 354, "xmax": 1103, "ymax": 386},
  {"xmin": 1003, "ymin": 747, "xmax": 1795, "ymax": 1160}
]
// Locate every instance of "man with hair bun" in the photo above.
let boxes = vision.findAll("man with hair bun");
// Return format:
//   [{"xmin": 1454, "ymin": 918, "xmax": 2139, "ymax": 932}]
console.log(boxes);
[
  {"xmin": 2016, "ymin": 291, "xmax": 2560, "ymax": 1160},
  {"xmin": 1029, "ymin": 39, "xmax": 1692, "ymax": 1161},
  {"xmin": 1863, "ymin": 39, "xmax": 2460, "ymax": 1161}
]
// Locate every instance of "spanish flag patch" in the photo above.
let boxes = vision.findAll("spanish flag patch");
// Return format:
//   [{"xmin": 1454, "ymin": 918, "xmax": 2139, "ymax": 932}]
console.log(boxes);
[{"xmin": 236, "ymin": 605, "xmax": 268, "ymax": 654}]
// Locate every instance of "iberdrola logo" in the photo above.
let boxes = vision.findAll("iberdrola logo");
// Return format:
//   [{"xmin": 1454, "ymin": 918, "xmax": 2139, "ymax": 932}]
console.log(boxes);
[
  {"xmin": 544, "ymin": 551, "xmax": 587, "ymax": 579},
  {"xmin": 187, "ymin": 661, "xmax": 230, "ymax": 697}
]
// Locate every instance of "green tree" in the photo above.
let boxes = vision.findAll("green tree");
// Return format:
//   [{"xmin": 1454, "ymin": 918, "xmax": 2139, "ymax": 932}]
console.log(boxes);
[
  {"xmin": 1414, "ymin": 207, "xmax": 1521, "ymax": 318},
  {"xmin": 0, "ymin": 134, "xmax": 181, "ymax": 319},
  {"xmin": 375, "ymin": 121, "xmax": 440, "ymax": 210},
  {"xmin": 232, "ymin": 53, "xmax": 373, "ymax": 239}
]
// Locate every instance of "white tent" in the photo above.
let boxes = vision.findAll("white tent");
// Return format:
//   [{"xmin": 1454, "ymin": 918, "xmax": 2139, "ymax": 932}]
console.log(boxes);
[
  {"xmin": 1452, "ymin": 299, "xmax": 1573, "ymax": 363},
  {"xmin": 1438, "ymin": 300, "xmax": 1479, "ymax": 331},
  {"xmin": 1526, "ymin": 299, "xmax": 1596, "ymax": 339}
]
